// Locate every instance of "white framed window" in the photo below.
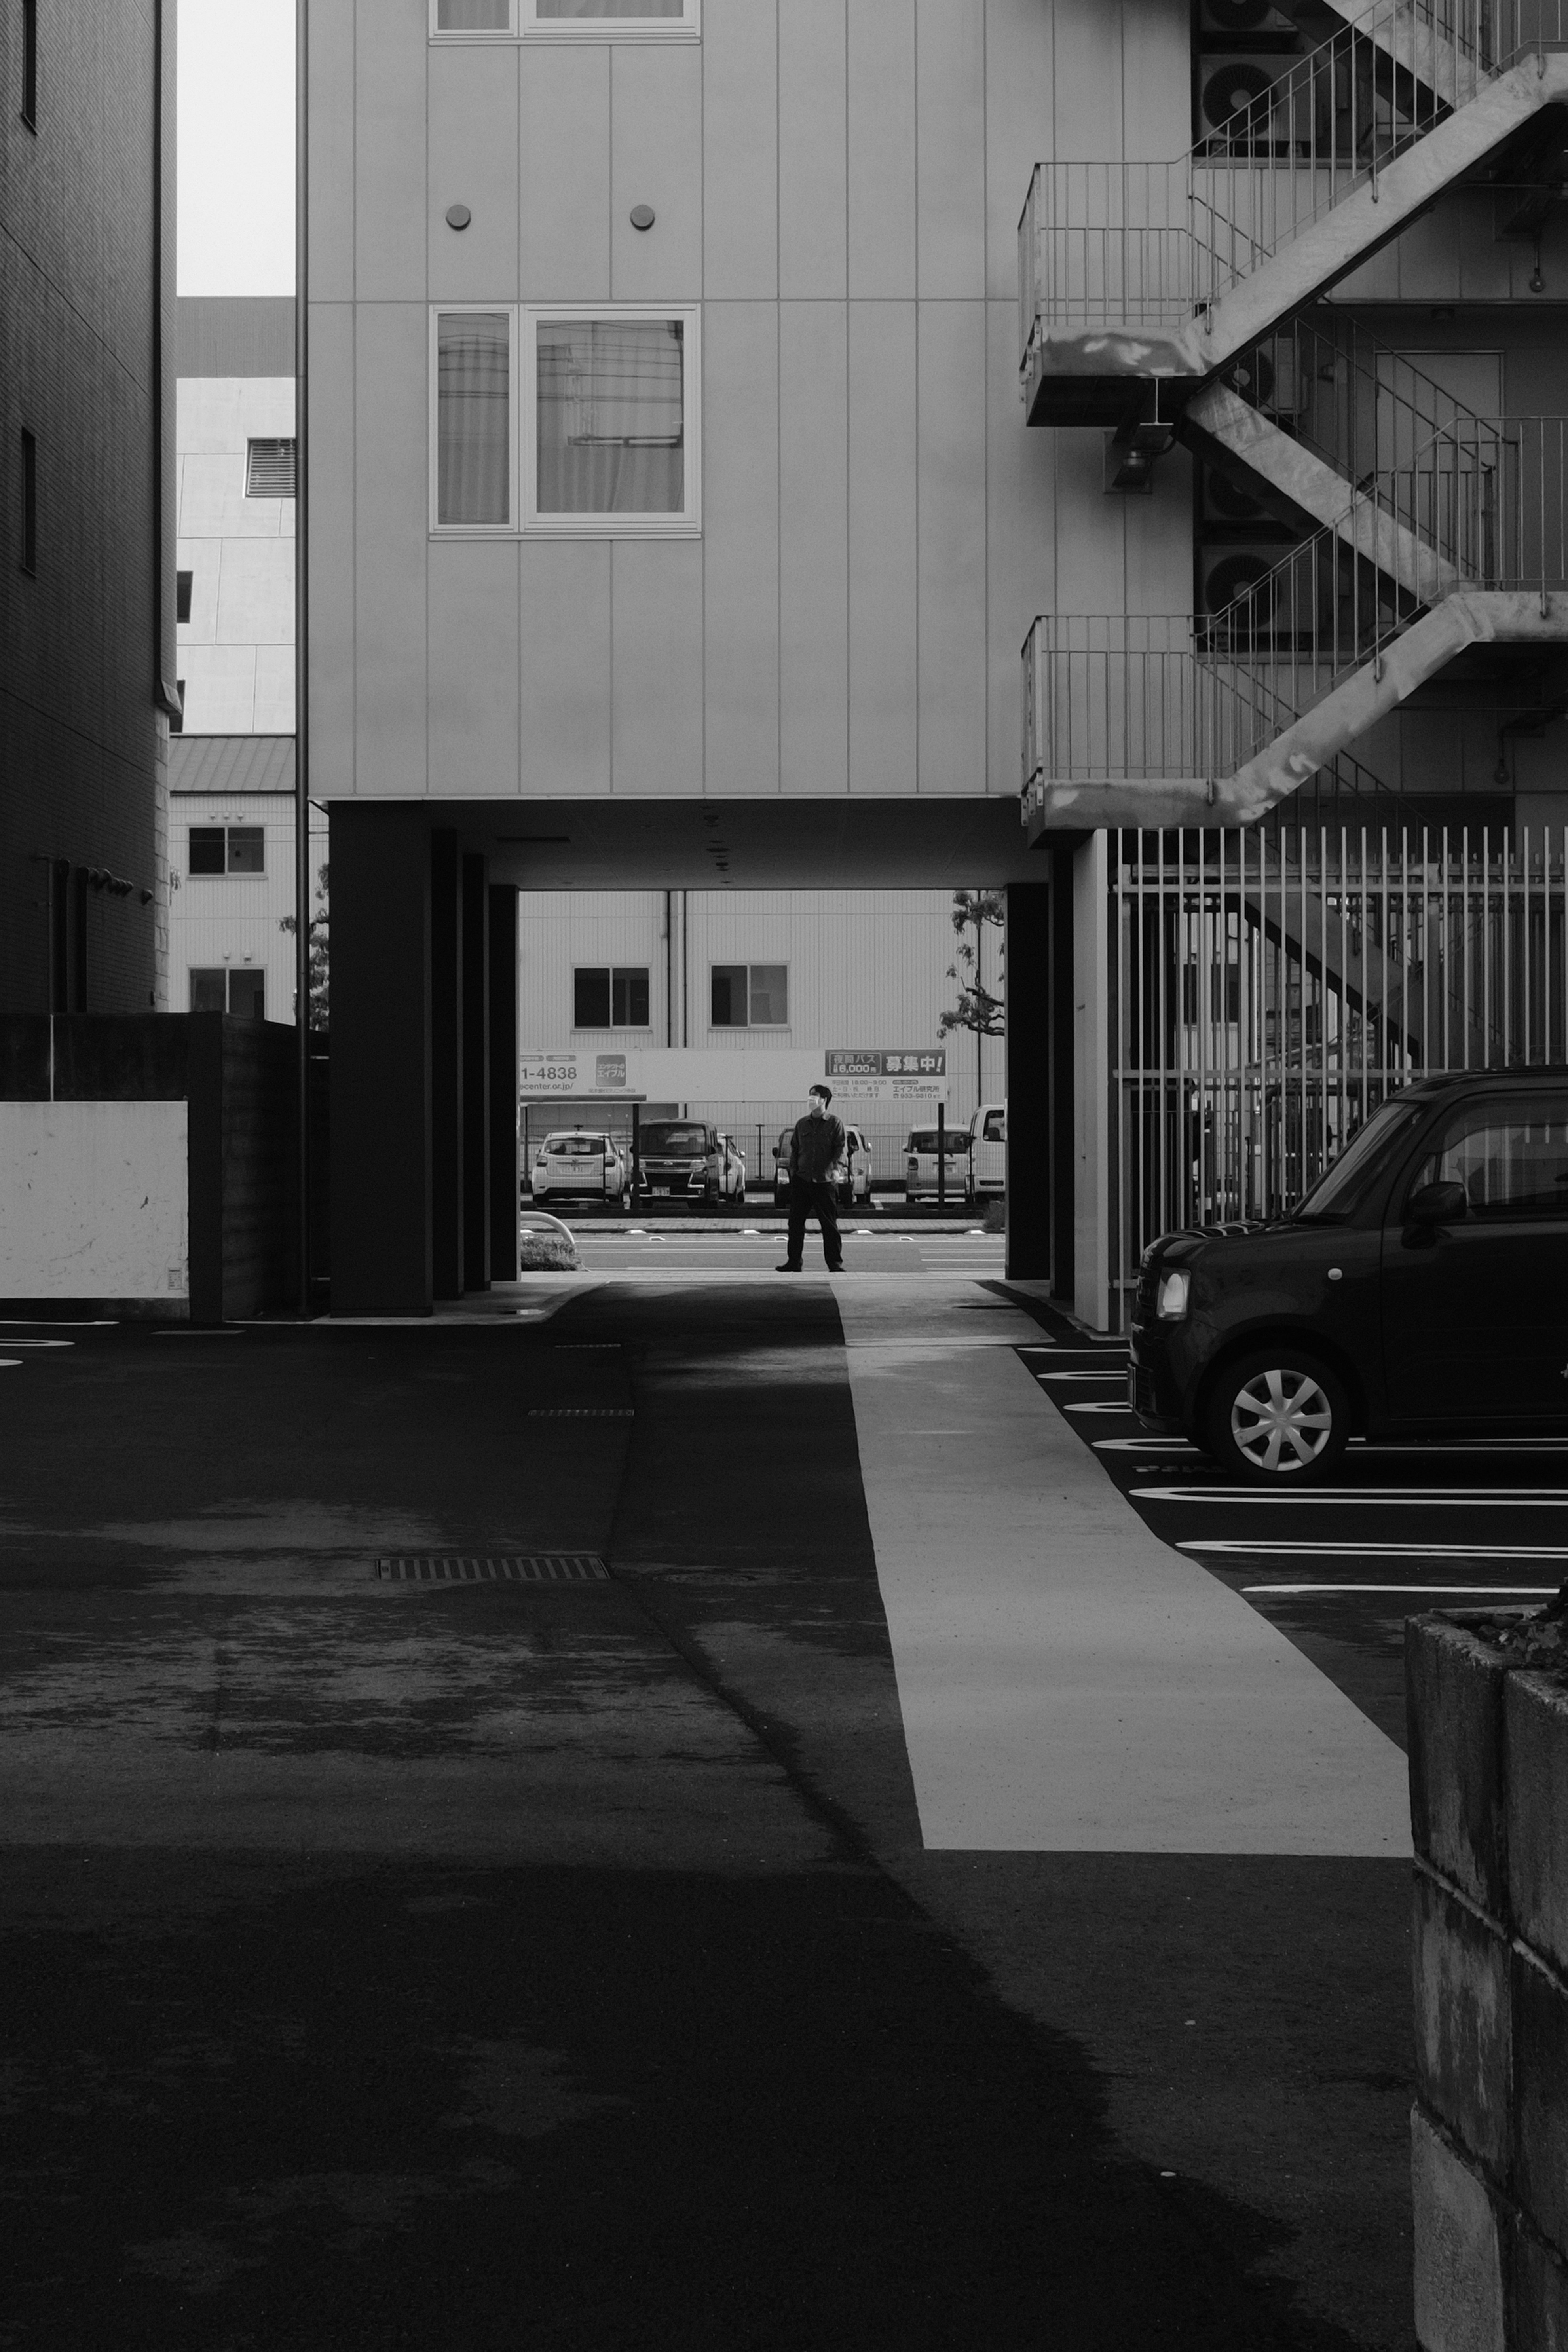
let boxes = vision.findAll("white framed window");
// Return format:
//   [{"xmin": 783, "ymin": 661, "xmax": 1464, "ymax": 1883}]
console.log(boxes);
[
  {"xmin": 431, "ymin": 0, "xmax": 699, "ymax": 42},
  {"xmin": 431, "ymin": 308, "xmax": 517, "ymax": 532},
  {"xmin": 432, "ymin": 305, "xmax": 700, "ymax": 539}
]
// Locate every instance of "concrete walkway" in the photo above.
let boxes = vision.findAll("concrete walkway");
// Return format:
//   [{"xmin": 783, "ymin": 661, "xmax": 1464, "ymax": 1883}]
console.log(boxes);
[{"xmin": 834, "ymin": 1277, "xmax": 1410, "ymax": 1854}]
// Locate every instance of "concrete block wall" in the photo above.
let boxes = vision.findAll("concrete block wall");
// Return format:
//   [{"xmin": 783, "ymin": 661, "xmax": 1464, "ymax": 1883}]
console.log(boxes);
[{"xmin": 1407, "ymin": 1615, "xmax": 1568, "ymax": 2350}]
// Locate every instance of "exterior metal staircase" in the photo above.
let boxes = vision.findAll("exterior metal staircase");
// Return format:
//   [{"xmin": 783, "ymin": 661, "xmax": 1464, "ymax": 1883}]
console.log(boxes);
[
  {"xmin": 1020, "ymin": 0, "xmax": 1568, "ymax": 429},
  {"xmin": 1019, "ymin": 0, "xmax": 1568, "ymax": 831}
]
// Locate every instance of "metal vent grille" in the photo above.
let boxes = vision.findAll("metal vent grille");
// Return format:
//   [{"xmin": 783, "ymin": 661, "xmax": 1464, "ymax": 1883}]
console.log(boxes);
[
  {"xmin": 246, "ymin": 437, "xmax": 297, "ymax": 497},
  {"xmin": 375, "ymin": 1554, "xmax": 610, "ymax": 1583},
  {"xmin": 528, "ymin": 1407, "xmax": 634, "ymax": 1418}
]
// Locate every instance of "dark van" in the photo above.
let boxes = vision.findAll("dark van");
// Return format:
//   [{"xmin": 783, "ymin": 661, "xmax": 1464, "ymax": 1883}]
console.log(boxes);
[{"xmin": 1131, "ymin": 1070, "xmax": 1568, "ymax": 1482}]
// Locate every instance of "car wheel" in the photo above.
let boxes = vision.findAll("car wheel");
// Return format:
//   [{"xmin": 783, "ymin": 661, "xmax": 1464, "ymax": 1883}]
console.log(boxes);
[
  {"xmin": 1203, "ymin": 1348, "xmax": 1350, "ymax": 1484},
  {"xmin": 735, "ymin": 1182, "xmax": 746, "ymax": 1207}
]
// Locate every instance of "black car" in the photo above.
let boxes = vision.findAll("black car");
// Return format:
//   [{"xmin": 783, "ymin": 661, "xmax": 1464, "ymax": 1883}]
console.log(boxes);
[{"xmin": 1131, "ymin": 1069, "xmax": 1568, "ymax": 1482}]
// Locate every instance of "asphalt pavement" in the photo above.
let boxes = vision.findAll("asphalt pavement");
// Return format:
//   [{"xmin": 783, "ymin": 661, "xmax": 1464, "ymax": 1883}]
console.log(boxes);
[{"xmin": 0, "ymin": 1265, "xmax": 1422, "ymax": 2350}]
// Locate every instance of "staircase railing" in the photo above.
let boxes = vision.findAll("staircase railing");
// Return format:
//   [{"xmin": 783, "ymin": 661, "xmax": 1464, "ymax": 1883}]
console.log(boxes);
[
  {"xmin": 1198, "ymin": 416, "xmax": 1568, "ymax": 710},
  {"xmin": 1018, "ymin": 0, "xmax": 1568, "ymax": 361}
]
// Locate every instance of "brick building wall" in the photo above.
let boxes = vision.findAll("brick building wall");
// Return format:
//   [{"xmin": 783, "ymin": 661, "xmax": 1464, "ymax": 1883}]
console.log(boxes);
[{"xmin": 0, "ymin": 0, "xmax": 177, "ymax": 1017}]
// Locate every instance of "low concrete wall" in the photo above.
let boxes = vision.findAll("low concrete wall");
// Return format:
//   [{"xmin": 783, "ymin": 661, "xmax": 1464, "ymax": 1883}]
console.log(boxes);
[
  {"xmin": 1407, "ymin": 1613, "xmax": 1568, "ymax": 2350},
  {"xmin": 0, "ymin": 1016, "xmax": 298, "ymax": 1321}
]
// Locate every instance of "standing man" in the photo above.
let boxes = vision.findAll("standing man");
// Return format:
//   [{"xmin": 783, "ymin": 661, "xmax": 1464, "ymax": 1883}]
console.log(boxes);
[{"xmin": 777, "ymin": 1084, "xmax": 847, "ymax": 1273}]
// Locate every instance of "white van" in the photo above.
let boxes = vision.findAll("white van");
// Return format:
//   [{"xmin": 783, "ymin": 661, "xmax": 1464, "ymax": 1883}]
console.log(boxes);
[{"xmin": 966, "ymin": 1102, "xmax": 1006, "ymax": 1205}]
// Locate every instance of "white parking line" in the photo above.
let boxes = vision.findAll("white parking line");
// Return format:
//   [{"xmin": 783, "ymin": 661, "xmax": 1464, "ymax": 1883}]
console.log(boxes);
[
  {"xmin": 1139, "ymin": 1486, "xmax": 1568, "ymax": 1507},
  {"xmin": 0, "ymin": 1319, "xmax": 113, "ymax": 1328},
  {"xmin": 1095, "ymin": 1437, "xmax": 1198, "ymax": 1453},
  {"xmin": 0, "ymin": 1340, "xmax": 74, "ymax": 1349},
  {"xmin": 1240, "ymin": 1582, "xmax": 1557, "ymax": 1595},
  {"xmin": 1185, "ymin": 1538, "xmax": 1568, "ymax": 1557},
  {"xmin": 1039, "ymin": 1372, "xmax": 1127, "ymax": 1383},
  {"xmin": 1065, "ymin": 1402, "xmax": 1140, "ymax": 1415}
]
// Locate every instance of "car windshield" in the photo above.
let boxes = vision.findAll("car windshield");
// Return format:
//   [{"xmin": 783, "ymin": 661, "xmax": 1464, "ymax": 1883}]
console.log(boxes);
[
  {"xmin": 1291, "ymin": 1097, "xmax": 1429, "ymax": 1221},
  {"xmin": 546, "ymin": 1136, "xmax": 602, "ymax": 1156},
  {"xmin": 642, "ymin": 1124, "xmax": 706, "ymax": 1155}
]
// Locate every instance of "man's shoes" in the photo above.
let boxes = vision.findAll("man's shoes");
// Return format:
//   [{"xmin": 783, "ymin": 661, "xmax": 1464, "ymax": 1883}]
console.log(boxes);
[
  {"xmin": 775, "ymin": 1262, "xmax": 801, "ymax": 1273},
  {"xmin": 826, "ymin": 1263, "xmax": 845, "ymax": 1274}
]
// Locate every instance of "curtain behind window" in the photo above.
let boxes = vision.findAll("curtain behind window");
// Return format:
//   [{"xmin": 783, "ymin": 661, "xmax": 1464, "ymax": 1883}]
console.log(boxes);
[
  {"xmin": 437, "ymin": 0, "xmax": 510, "ymax": 26},
  {"xmin": 537, "ymin": 2, "xmax": 683, "ymax": 17},
  {"xmin": 438, "ymin": 314, "xmax": 510, "ymax": 524},
  {"xmin": 537, "ymin": 319, "xmax": 683, "ymax": 514}
]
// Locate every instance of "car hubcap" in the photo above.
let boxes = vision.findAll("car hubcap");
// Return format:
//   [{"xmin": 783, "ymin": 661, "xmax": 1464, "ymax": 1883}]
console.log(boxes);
[{"xmin": 1230, "ymin": 1367, "xmax": 1333, "ymax": 1473}]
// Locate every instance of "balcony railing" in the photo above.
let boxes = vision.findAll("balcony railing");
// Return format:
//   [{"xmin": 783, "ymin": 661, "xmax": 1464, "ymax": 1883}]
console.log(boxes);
[{"xmin": 1018, "ymin": 0, "xmax": 1568, "ymax": 363}]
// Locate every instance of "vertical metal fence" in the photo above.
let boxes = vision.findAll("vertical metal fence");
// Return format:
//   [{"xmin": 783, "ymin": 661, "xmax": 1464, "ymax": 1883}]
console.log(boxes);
[{"xmin": 1105, "ymin": 822, "xmax": 1568, "ymax": 1324}]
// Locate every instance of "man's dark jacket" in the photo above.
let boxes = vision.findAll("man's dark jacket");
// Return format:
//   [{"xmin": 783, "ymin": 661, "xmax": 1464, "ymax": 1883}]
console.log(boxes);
[{"xmin": 788, "ymin": 1113, "xmax": 846, "ymax": 1185}]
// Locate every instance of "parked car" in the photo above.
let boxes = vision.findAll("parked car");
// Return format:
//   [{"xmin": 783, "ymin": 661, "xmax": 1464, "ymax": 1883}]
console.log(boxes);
[
  {"xmin": 716, "ymin": 1133, "xmax": 748, "ymax": 1205},
  {"xmin": 904, "ymin": 1124, "xmax": 971, "ymax": 1205},
  {"xmin": 634, "ymin": 1119, "xmax": 726, "ymax": 1210},
  {"xmin": 966, "ymin": 1102, "xmax": 1006, "ymax": 1205},
  {"xmin": 1130, "ymin": 1070, "xmax": 1568, "ymax": 1482},
  {"xmin": 529, "ymin": 1130, "xmax": 630, "ymax": 1210},
  {"xmin": 771, "ymin": 1122, "xmax": 872, "ymax": 1210}
]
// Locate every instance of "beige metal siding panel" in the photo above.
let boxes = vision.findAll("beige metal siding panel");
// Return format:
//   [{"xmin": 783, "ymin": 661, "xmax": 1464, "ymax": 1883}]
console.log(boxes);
[
  {"xmin": 915, "ymin": 0, "xmax": 986, "ymax": 299},
  {"xmin": 1052, "ymin": 0, "xmax": 1123, "ymax": 162},
  {"xmin": 1124, "ymin": 444, "xmax": 1196, "ymax": 620},
  {"xmin": 703, "ymin": 302, "xmax": 781, "ymax": 795},
  {"xmin": 610, "ymin": 542, "xmax": 704, "ymax": 794},
  {"xmin": 849, "ymin": 300, "xmax": 917, "ymax": 794},
  {"xmin": 306, "ymin": 304, "xmax": 356, "ymax": 797},
  {"xmin": 983, "ymin": 0, "xmax": 1055, "ymax": 303},
  {"xmin": 518, "ymin": 542, "xmax": 612, "ymax": 795},
  {"xmin": 429, "ymin": 540, "xmax": 522, "ymax": 795},
  {"xmin": 779, "ymin": 302, "xmax": 849, "ymax": 793},
  {"xmin": 308, "ymin": 0, "xmax": 356, "ymax": 305},
  {"xmin": 519, "ymin": 47, "xmax": 611, "ymax": 300},
  {"xmin": 779, "ymin": 0, "xmax": 848, "ymax": 300},
  {"xmin": 1118, "ymin": 0, "xmax": 1193, "ymax": 162},
  {"xmin": 984, "ymin": 296, "xmax": 1054, "ymax": 793},
  {"xmin": 702, "ymin": 0, "xmax": 778, "ymax": 299},
  {"xmin": 848, "ymin": 0, "xmax": 916, "ymax": 300},
  {"xmin": 354, "ymin": 0, "xmax": 428, "ymax": 301},
  {"xmin": 353, "ymin": 304, "xmax": 427, "ymax": 795},
  {"xmin": 918, "ymin": 300, "xmax": 987, "ymax": 792},
  {"xmin": 428, "ymin": 46, "xmax": 520, "ymax": 299},
  {"xmin": 611, "ymin": 49, "xmax": 703, "ymax": 301}
]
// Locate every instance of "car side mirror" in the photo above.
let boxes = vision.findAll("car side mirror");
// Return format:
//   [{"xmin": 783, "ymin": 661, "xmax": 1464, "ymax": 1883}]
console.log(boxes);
[{"xmin": 1406, "ymin": 1178, "xmax": 1467, "ymax": 1226}]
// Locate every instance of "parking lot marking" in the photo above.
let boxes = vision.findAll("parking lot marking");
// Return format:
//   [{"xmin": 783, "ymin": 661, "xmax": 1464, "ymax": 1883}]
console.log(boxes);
[
  {"xmin": 1094, "ymin": 1437, "xmax": 1198, "ymax": 1453},
  {"xmin": 0, "ymin": 1339, "xmax": 74, "ymax": 1349},
  {"xmin": 1139, "ymin": 1486, "xmax": 1568, "ymax": 1507},
  {"xmin": 1185, "ymin": 1538, "xmax": 1568, "ymax": 1558},
  {"xmin": 1239, "ymin": 1582, "xmax": 1558, "ymax": 1595},
  {"xmin": 1065, "ymin": 1402, "xmax": 1140, "ymax": 1415},
  {"xmin": 1040, "ymin": 1372, "xmax": 1127, "ymax": 1383}
]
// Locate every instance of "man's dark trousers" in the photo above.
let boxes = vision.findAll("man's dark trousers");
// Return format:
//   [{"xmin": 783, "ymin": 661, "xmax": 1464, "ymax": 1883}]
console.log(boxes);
[{"xmin": 785, "ymin": 1179, "xmax": 843, "ymax": 1270}]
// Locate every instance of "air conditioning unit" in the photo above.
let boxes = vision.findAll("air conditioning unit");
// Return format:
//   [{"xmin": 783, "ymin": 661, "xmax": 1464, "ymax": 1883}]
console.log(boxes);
[
  {"xmin": 1221, "ymin": 335, "xmax": 1307, "ymax": 421},
  {"xmin": 1199, "ymin": 53, "xmax": 1323, "ymax": 148},
  {"xmin": 1202, "ymin": 465, "xmax": 1272, "ymax": 526},
  {"xmin": 1202, "ymin": 545, "xmax": 1284, "ymax": 619}
]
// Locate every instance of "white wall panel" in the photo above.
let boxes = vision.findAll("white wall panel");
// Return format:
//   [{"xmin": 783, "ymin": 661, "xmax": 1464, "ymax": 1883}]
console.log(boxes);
[
  {"xmin": 1052, "ymin": 0, "xmax": 1122, "ymax": 161},
  {"xmin": 1119, "ymin": 0, "xmax": 1192, "ymax": 163},
  {"xmin": 519, "ymin": 542, "xmax": 611, "ymax": 796},
  {"xmin": 703, "ymin": 0, "xmax": 778, "ymax": 299},
  {"xmin": 428, "ymin": 539, "xmax": 522, "ymax": 796},
  {"xmin": 355, "ymin": 0, "xmax": 428, "ymax": 302},
  {"xmin": 849, "ymin": 301, "xmax": 917, "ymax": 795},
  {"xmin": 254, "ymin": 648, "xmax": 297, "ymax": 734},
  {"xmin": 353, "ymin": 304, "xmax": 428, "ymax": 795},
  {"xmin": 917, "ymin": 301, "xmax": 987, "ymax": 793},
  {"xmin": 779, "ymin": 0, "xmax": 848, "ymax": 300},
  {"xmin": 848, "ymin": 0, "xmax": 915, "ymax": 300},
  {"xmin": 519, "ymin": 47, "xmax": 611, "ymax": 300},
  {"xmin": 612, "ymin": 49, "xmax": 703, "ymax": 302},
  {"xmin": 428, "ymin": 46, "xmax": 520, "ymax": 299},
  {"xmin": 309, "ymin": 0, "xmax": 356, "ymax": 304},
  {"xmin": 984, "ymin": 0, "xmax": 1056, "ymax": 303},
  {"xmin": 0, "ymin": 1104, "xmax": 190, "ymax": 1304},
  {"xmin": 307, "ymin": 305, "xmax": 356, "ymax": 797},
  {"xmin": 984, "ymin": 297, "xmax": 1055, "ymax": 794},
  {"xmin": 611, "ymin": 541, "xmax": 705, "ymax": 794},
  {"xmin": 779, "ymin": 302, "xmax": 849, "ymax": 793},
  {"xmin": 213, "ymin": 541, "xmax": 295, "ymax": 644},
  {"xmin": 703, "ymin": 302, "xmax": 780, "ymax": 795},
  {"xmin": 916, "ymin": 0, "xmax": 986, "ymax": 299}
]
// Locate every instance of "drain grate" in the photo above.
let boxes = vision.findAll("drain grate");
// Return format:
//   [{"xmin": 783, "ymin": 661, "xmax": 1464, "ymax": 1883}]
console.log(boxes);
[
  {"xmin": 528, "ymin": 1407, "xmax": 634, "ymax": 1418},
  {"xmin": 375, "ymin": 1554, "xmax": 610, "ymax": 1583}
]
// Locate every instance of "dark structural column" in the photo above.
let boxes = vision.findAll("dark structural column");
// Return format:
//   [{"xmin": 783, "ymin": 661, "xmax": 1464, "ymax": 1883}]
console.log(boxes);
[
  {"xmin": 429, "ymin": 830, "xmax": 464, "ymax": 1302},
  {"xmin": 330, "ymin": 805, "xmax": 432, "ymax": 1315},
  {"xmin": 1004, "ymin": 877, "xmax": 1054, "ymax": 1284},
  {"xmin": 488, "ymin": 884, "xmax": 520, "ymax": 1283},
  {"xmin": 1050, "ymin": 844, "xmax": 1077, "ymax": 1302},
  {"xmin": 461, "ymin": 853, "xmax": 490, "ymax": 1292}
]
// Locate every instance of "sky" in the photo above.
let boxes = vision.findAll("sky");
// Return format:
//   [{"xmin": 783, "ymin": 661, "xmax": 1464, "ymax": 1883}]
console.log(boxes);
[{"xmin": 177, "ymin": 0, "xmax": 296, "ymax": 295}]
